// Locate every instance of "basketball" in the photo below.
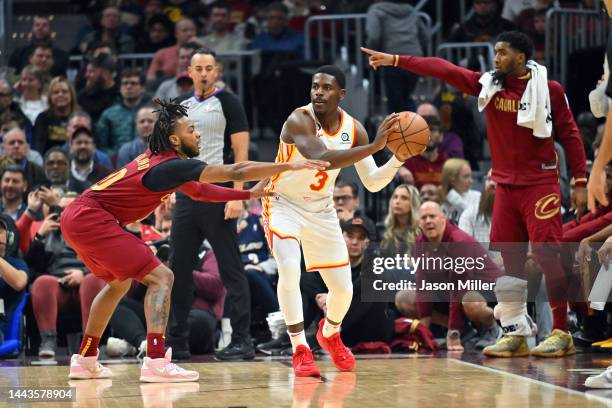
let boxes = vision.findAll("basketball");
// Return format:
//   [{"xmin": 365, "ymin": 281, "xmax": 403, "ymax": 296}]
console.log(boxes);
[{"xmin": 385, "ymin": 111, "xmax": 430, "ymax": 161}]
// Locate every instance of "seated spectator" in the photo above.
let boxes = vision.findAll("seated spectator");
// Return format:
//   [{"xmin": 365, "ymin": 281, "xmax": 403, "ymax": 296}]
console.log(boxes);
[
  {"xmin": 416, "ymin": 103, "xmax": 464, "ymax": 159},
  {"xmin": 67, "ymin": 128, "xmax": 112, "ymax": 193},
  {"xmin": 0, "ymin": 216, "xmax": 30, "ymax": 348},
  {"xmin": 0, "ymin": 166, "xmax": 28, "ymax": 220},
  {"xmin": 77, "ymin": 53, "xmax": 118, "ymax": 124},
  {"xmin": 333, "ymin": 179, "xmax": 369, "ymax": 222},
  {"xmin": 116, "ymin": 106, "xmax": 156, "ymax": 168},
  {"xmin": 96, "ymin": 68, "xmax": 149, "ymax": 155},
  {"xmin": 250, "ymin": 2, "xmax": 304, "ymax": 57},
  {"xmin": 399, "ymin": 116, "xmax": 447, "ymax": 189},
  {"xmin": 42, "ymin": 147, "xmax": 70, "ymax": 190},
  {"xmin": 440, "ymin": 158, "xmax": 481, "ymax": 224},
  {"xmin": 380, "ymin": 184, "xmax": 421, "ymax": 256},
  {"xmin": 154, "ymin": 42, "xmax": 199, "ymax": 102},
  {"xmin": 450, "ymin": 0, "xmax": 515, "ymax": 43},
  {"xmin": 28, "ymin": 192, "xmax": 92, "ymax": 359},
  {"xmin": 25, "ymin": 44, "xmax": 53, "ymax": 89},
  {"xmin": 459, "ymin": 170, "xmax": 496, "ymax": 243},
  {"xmin": 198, "ymin": 1, "xmax": 248, "ymax": 52},
  {"xmin": 74, "ymin": 41, "xmax": 121, "ymax": 94},
  {"xmin": 33, "ymin": 77, "xmax": 78, "ymax": 153},
  {"xmin": 515, "ymin": 0, "xmax": 556, "ymax": 37},
  {"xmin": 420, "ymin": 183, "xmax": 441, "ymax": 204},
  {"xmin": 2, "ymin": 128, "xmax": 46, "ymax": 188},
  {"xmin": 147, "ymin": 18, "xmax": 198, "ymax": 82},
  {"xmin": 64, "ymin": 111, "xmax": 112, "ymax": 169},
  {"xmin": 14, "ymin": 65, "xmax": 48, "ymax": 125},
  {"xmin": 136, "ymin": 13, "xmax": 176, "ymax": 53},
  {"xmin": 0, "ymin": 79, "xmax": 33, "ymax": 144},
  {"xmin": 78, "ymin": 6, "xmax": 135, "ymax": 54},
  {"xmin": 8, "ymin": 15, "xmax": 69, "ymax": 78},
  {"xmin": 234, "ymin": 2, "xmax": 267, "ymax": 40},
  {"xmin": 502, "ymin": 0, "xmax": 536, "ymax": 23}
]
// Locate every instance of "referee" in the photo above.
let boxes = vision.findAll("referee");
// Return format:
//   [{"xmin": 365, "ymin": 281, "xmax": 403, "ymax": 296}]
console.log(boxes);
[{"xmin": 169, "ymin": 47, "xmax": 253, "ymax": 360}]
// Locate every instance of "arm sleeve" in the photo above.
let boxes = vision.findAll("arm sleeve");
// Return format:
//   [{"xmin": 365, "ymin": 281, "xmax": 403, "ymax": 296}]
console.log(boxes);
[
  {"xmin": 354, "ymin": 155, "xmax": 403, "ymax": 192},
  {"xmin": 549, "ymin": 81, "xmax": 588, "ymax": 183},
  {"xmin": 219, "ymin": 92, "xmax": 249, "ymax": 134},
  {"xmin": 142, "ymin": 159, "xmax": 207, "ymax": 191},
  {"xmin": 397, "ymin": 56, "xmax": 482, "ymax": 97},
  {"xmin": 179, "ymin": 182, "xmax": 250, "ymax": 202}
]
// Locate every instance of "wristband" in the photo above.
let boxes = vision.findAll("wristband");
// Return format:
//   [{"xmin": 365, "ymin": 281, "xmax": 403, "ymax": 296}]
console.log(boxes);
[
  {"xmin": 573, "ymin": 177, "xmax": 587, "ymax": 188},
  {"xmin": 393, "ymin": 54, "xmax": 399, "ymax": 67}
]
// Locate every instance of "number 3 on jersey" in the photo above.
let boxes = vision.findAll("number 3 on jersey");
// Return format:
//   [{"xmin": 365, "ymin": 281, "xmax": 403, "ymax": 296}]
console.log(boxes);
[{"xmin": 309, "ymin": 171, "xmax": 329, "ymax": 191}]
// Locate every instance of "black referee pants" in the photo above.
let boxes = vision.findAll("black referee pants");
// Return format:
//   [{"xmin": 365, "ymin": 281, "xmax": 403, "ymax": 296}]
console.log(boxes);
[{"xmin": 169, "ymin": 193, "xmax": 251, "ymax": 340}]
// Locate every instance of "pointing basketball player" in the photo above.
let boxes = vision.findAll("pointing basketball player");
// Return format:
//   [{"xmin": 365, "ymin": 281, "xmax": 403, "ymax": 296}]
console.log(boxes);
[
  {"xmin": 362, "ymin": 31, "xmax": 587, "ymax": 358},
  {"xmin": 261, "ymin": 65, "xmax": 416, "ymax": 377},
  {"xmin": 61, "ymin": 99, "xmax": 328, "ymax": 382}
]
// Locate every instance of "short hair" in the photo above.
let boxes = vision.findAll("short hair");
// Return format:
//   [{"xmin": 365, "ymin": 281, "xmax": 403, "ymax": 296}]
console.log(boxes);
[
  {"xmin": 190, "ymin": 47, "xmax": 217, "ymax": 62},
  {"xmin": 1, "ymin": 164, "xmax": 26, "ymax": 181},
  {"xmin": 208, "ymin": 0, "xmax": 231, "ymax": 13},
  {"xmin": 179, "ymin": 41, "xmax": 202, "ymax": 53},
  {"xmin": 423, "ymin": 115, "xmax": 441, "ymax": 130},
  {"xmin": 266, "ymin": 2, "xmax": 289, "ymax": 15},
  {"xmin": 149, "ymin": 98, "xmax": 188, "ymax": 154},
  {"xmin": 314, "ymin": 65, "xmax": 346, "ymax": 89},
  {"xmin": 120, "ymin": 67, "xmax": 145, "ymax": 85},
  {"xmin": 68, "ymin": 110, "xmax": 92, "ymax": 124},
  {"xmin": 496, "ymin": 31, "xmax": 533, "ymax": 61},
  {"xmin": 335, "ymin": 179, "xmax": 359, "ymax": 197},
  {"xmin": 44, "ymin": 146, "xmax": 69, "ymax": 162},
  {"xmin": 29, "ymin": 43, "xmax": 53, "ymax": 57},
  {"xmin": 0, "ymin": 112, "xmax": 24, "ymax": 129},
  {"xmin": 71, "ymin": 127, "xmax": 95, "ymax": 142}
]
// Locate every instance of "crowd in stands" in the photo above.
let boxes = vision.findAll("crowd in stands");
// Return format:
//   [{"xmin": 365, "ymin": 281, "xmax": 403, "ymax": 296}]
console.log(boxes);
[{"xmin": 0, "ymin": 0, "xmax": 610, "ymax": 359}]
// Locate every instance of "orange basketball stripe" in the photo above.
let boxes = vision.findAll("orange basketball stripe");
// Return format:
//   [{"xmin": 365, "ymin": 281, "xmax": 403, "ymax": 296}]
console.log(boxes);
[
  {"xmin": 324, "ymin": 110, "xmax": 345, "ymax": 137},
  {"xmin": 351, "ymin": 118, "xmax": 357, "ymax": 147},
  {"xmin": 306, "ymin": 260, "xmax": 350, "ymax": 272}
]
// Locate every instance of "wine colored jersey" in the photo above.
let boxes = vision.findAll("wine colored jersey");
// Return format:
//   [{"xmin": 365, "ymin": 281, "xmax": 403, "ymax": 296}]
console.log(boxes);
[
  {"xmin": 397, "ymin": 56, "xmax": 587, "ymax": 186},
  {"xmin": 80, "ymin": 149, "xmax": 249, "ymax": 225}
]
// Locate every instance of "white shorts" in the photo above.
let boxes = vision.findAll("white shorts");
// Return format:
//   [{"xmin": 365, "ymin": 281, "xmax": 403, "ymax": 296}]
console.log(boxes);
[{"xmin": 262, "ymin": 196, "xmax": 349, "ymax": 272}]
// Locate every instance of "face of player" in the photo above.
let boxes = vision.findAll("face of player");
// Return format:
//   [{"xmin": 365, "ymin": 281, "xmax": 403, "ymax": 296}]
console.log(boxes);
[
  {"xmin": 136, "ymin": 108, "xmax": 156, "ymax": 140},
  {"xmin": 3, "ymin": 131, "xmax": 28, "ymax": 161},
  {"xmin": 494, "ymin": 42, "xmax": 524, "ymax": 76},
  {"xmin": 1, "ymin": 171, "xmax": 27, "ymax": 202},
  {"xmin": 453, "ymin": 164, "xmax": 473, "ymax": 193},
  {"xmin": 343, "ymin": 228, "xmax": 369, "ymax": 258},
  {"xmin": 391, "ymin": 186, "xmax": 412, "ymax": 217},
  {"xmin": 159, "ymin": 218, "xmax": 172, "ymax": 238},
  {"xmin": 311, "ymin": 73, "xmax": 345, "ymax": 116},
  {"xmin": 420, "ymin": 183, "xmax": 439, "ymax": 203},
  {"xmin": 189, "ymin": 53, "xmax": 218, "ymax": 96},
  {"xmin": 172, "ymin": 117, "xmax": 200, "ymax": 158},
  {"xmin": 419, "ymin": 203, "xmax": 446, "ymax": 243}
]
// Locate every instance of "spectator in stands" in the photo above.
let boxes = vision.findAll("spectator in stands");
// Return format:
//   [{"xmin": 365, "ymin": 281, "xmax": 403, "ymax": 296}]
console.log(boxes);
[
  {"xmin": 235, "ymin": 2, "xmax": 268, "ymax": 40},
  {"xmin": 43, "ymin": 148, "xmax": 70, "ymax": 190},
  {"xmin": 33, "ymin": 77, "xmax": 78, "ymax": 154},
  {"xmin": 420, "ymin": 183, "xmax": 441, "ymax": 204},
  {"xmin": 399, "ymin": 116, "xmax": 447, "ymax": 189},
  {"xmin": 502, "ymin": 0, "xmax": 537, "ymax": 23},
  {"xmin": 0, "ymin": 80, "xmax": 32, "ymax": 143},
  {"xmin": 8, "ymin": 15, "xmax": 69, "ymax": 78},
  {"xmin": 416, "ymin": 103, "xmax": 464, "ymax": 159},
  {"xmin": 0, "ymin": 166, "xmax": 28, "ymax": 220},
  {"xmin": 136, "ymin": 13, "xmax": 176, "ymax": 54},
  {"xmin": 365, "ymin": 0, "xmax": 428, "ymax": 113},
  {"xmin": 440, "ymin": 158, "xmax": 481, "ymax": 224},
  {"xmin": 147, "ymin": 18, "xmax": 198, "ymax": 81},
  {"xmin": 14, "ymin": 65, "xmax": 48, "ymax": 125},
  {"xmin": 74, "ymin": 41, "xmax": 121, "ymax": 94},
  {"xmin": 79, "ymin": 6, "xmax": 135, "ymax": 54},
  {"xmin": 64, "ymin": 111, "xmax": 112, "ymax": 169},
  {"xmin": 0, "ymin": 115, "xmax": 41, "ymax": 168},
  {"xmin": 250, "ymin": 2, "xmax": 304, "ymax": 57},
  {"xmin": 0, "ymin": 216, "xmax": 30, "ymax": 348},
  {"xmin": 380, "ymin": 184, "xmax": 421, "ymax": 256},
  {"xmin": 67, "ymin": 128, "xmax": 112, "ymax": 194},
  {"xmin": 77, "ymin": 53, "xmax": 118, "ymax": 124},
  {"xmin": 333, "ymin": 179, "xmax": 363, "ymax": 222},
  {"xmin": 198, "ymin": 1, "xmax": 248, "ymax": 52},
  {"xmin": 26, "ymin": 44, "xmax": 53, "ymax": 88},
  {"xmin": 450, "ymin": 0, "xmax": 515, "ymax": 43},
  {"xmin": 28, "ymin": 192, "xmax": 91, "ymax": 358},
  {"xmin": 459, "ymin": 170, "xmax": 496, "ymax": 243},
  {"xmin": 529, "ymin": 8, "xmax": 548, "ymax": 64},
  {"xmin": 96, "ymin": 68, "xmax": 148, "ymax": 154},
  {"xmin": 154, "ymin": 42, "xmax": 200, "ymax": 101},
  {"xmin": 2, "ymin": 129, "xmax": 46, "ymax": 189},
  {"xmin": 515, "ymin": 0, "xmax": 556, "ymax": 37},
  {"xmin": 116, "ymin": 106, "xmax": 156, "ymax": 168}
]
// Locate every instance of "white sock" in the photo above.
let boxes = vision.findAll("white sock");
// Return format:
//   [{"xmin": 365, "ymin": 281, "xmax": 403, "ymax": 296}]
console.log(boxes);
[
  {"xmin": 323, "ymin": 319, "xmax": 340, "ymax": 338},
  {"xmin": 289, "ymin": 330, "xmax": 308, "ymax": 351}
]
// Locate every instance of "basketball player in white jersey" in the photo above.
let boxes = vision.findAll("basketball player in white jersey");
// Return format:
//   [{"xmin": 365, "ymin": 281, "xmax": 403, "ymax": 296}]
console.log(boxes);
[{"xmin": 261, "ymin": 65, "xmax": 415, "ymax": 377}]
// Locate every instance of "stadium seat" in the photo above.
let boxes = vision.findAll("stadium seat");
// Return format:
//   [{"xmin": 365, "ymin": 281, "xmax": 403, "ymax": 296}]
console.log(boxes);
[{"xmin": 0, "ymin": 292, "xmax": 29, "ymax": 358}]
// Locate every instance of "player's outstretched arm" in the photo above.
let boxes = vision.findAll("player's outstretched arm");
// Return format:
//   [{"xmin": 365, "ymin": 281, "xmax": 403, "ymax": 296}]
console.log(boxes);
[
  {"xmin": 197, "ymin": 159, "xmax": 330, "ymax": 184},
  {"xmin": 287, "ymin": 110, "xmax": 399, "ymax": 170},
  {"xmin": 360, "ymin": 47, "xmax": 481, "ymax": 97}
]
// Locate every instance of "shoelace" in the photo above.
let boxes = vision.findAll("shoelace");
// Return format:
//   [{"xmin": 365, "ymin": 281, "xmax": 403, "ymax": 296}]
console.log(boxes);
[{"xmin": 296, "ymin": 349, "xmax": 314, "ymax": 364}]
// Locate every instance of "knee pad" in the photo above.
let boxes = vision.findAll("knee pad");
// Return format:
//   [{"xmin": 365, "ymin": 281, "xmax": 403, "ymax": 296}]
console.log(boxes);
[{"xmin": 494, "ymin": 276, "xmax": 528, "ymax": 303}]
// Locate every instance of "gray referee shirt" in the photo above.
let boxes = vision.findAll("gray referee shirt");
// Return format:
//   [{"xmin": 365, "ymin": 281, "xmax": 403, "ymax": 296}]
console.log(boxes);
[{"xmin": 181, "ymin": 88, "xmax": 249, "ymax": 165}]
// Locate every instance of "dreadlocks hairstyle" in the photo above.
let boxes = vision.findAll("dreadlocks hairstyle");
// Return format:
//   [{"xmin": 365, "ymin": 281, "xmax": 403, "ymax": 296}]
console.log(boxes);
[{"xmin": 149, "ymin": 97, "xmax": 188, "ymax": 155}]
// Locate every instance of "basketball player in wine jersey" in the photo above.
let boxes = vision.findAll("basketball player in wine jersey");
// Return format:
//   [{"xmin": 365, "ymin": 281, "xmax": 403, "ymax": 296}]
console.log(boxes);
[
  {"xmin": 61, "ymin": 99, "xmax": 328, "ymax": 382},
  {"xmin": 261, "ymin": 65, "xmax": 416, "ymax": 377}
]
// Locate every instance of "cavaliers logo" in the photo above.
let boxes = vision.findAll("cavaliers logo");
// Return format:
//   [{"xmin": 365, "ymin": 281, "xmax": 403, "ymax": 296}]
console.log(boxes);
[{"xmin": 534, "ymin": 193, "xmax": 560, "ymax": 220}]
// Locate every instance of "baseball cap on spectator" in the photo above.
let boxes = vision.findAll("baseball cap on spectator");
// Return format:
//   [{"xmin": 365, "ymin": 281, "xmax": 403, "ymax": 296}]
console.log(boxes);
[
  {"xmin": 89, "ymin": 52, "xmax": 116, "ymax": 72},
  {"xmin": 340, "ymin": 217, "xmax": 375, "ymax": 240}
]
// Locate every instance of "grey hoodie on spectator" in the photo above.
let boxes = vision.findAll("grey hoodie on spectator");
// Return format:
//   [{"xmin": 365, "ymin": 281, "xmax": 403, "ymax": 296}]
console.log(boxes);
[{"xmin": 365, "ymin": 1, "xmax": 428, "ymax": 56}]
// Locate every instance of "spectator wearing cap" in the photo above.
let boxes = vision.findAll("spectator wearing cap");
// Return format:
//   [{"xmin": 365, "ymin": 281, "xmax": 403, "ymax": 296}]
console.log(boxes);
[
  {"xmin": 63, "ymin": 111, "xmax": 113, "ymax": 169},
  {"xmin": 96, "ymin": 68, "xmax": 149, "ymax": 155},
  {"xmin": 135, "ymin": 13, "xmax": 176, "ymax": 53},
  {"xmin": 315, "ymin": 216, "xmax": 396, "ymax": 347},
  {"xmin": 67, "ymin": 127, "xmax": 112, "ymax": 193},
  {"xmin": 198, "ymin": 1, "xmax": 248, "ymax": 52},
  {"xmin": 147, "ymin": 18, "xmax": 198, "ymax": 82},
  {"xmin": 1, "ymin": 128, "xmax": 46, "ymax": 189},
  {"xmin": 0, "ymin": 165, "xmax": 28, "ymax": 221},
  {"xmin": 154, "ymin": 42, "xmax": 199, "ymax": 101},
  {"xmin": 77, "ymin": 53, "xmax": 118, "ymax": 124},
  {"xmin": 8, "ymin": 15, "xmax": 69, "ymax": 78},
  {"xmin": 116, "ymin": 106, "xmax": 156, "ymax": 168},
  {"xmin": 33, "ymin": 77, "xmax": 78, "ymax": 154}
]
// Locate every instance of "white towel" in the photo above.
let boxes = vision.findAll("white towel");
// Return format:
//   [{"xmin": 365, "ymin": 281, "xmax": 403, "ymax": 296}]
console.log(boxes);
[{"xmin": 477, "ymin": 60, "xmax": 552, "ymax": 138}]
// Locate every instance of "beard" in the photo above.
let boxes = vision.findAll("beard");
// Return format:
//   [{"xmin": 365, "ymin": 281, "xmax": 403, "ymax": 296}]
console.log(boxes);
[
  {"xmin": 74, "ymin": 153, "xmax": 93, "ymax": 165},
  {"xmin": 492, "ymin": 70, "xmax": 509, "ymax": 85},
  {"xmin": 182, "ymin": 145, "xmax": 199, "ymax": 158}
]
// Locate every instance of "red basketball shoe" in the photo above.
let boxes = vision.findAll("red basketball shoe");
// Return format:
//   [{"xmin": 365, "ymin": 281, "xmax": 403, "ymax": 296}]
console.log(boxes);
[
  {"xmin": 316, "ymin": 319, "xmax": 355, "ymax": 372},
  {"xmin": 293, "ymin": 345, "xmax": 321, "ymax": 377}
]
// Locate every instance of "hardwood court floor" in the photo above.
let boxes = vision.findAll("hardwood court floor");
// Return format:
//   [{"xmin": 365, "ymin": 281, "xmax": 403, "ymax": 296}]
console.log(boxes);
[{"xmin": 1, "ymin": 353, "xmax": 612, "ymax": 407}]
